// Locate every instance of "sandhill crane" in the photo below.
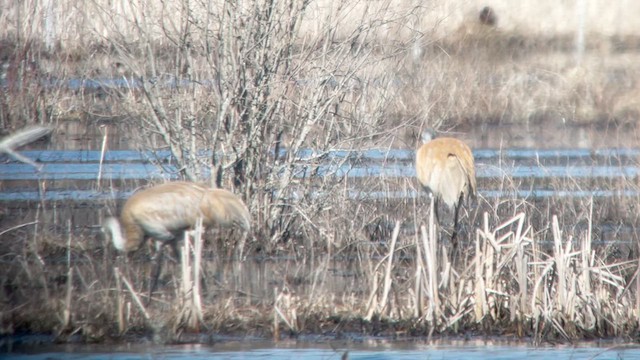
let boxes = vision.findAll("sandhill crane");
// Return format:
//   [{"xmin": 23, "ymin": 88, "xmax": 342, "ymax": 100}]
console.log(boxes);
[
  {"xmin": 103, "ymin": 181, "xmax": 251, "ymax": 296},
  {"xmin": 0, "ymin": 126, "xmax": 52, "ymax": 169},
  {"xmin": 415, "ymin": 131, "xmax": 476, "ymax": 246}
]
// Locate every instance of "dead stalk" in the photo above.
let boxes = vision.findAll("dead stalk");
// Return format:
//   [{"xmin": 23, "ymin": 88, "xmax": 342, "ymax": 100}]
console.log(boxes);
[
  {"xmin": 97, "ymin": 124, "xmax": 108, "ymax": 188},
  {"xmin": 180, "ymin": 230, "xmax": 196, "ymax": 330},
  {"xmin": 420, "ymin": 197, "xmax": 440, "ymax": 326},
  {"xmin": 116, "ymin": 268, "xmax": 150, "ymax": 322},
  {"xmin": 62, "ymin": 220, "xmax": 73, "ymax": 330},
  {"xmin": 114, "ymin": 267, "xmax": 125, "ymax": 334},
  {"xmin": 192, "ymin": 218, "xmax": 204, "ymax": 328},
  {"xmin": 414, "ymin": 229, "xmax": 424, "ymax": 318},
  {"xmin": 379, "ymin": 220, "xmax": 400, "ymax": 316},
  {"xmin": 364, "ymin": 272, "xmax": 380, "ymax": 320},
  {"xmin": 274, "ymin": 288, "xmax": 296, "ymax": 335},
  {"xmin": 273, "ymin": 287, "xmax": 280, "ymax": 341}
]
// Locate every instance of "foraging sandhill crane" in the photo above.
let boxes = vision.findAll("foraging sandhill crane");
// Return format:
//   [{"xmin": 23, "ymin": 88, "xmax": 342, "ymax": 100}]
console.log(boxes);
[
  {"xmin": 103, "ymin": 181, "xmax": 251, "ymax": 295},
  {"xmin": 415, "ymin": 131, "xmax": 476, "ymax": 246},
  {"xmin": 0, "ymin": 126, "xmax": 52, "ymax": 169},
  {"xmin": 104, "ymin": 181, "xmax": 251, "ymax": 252}
]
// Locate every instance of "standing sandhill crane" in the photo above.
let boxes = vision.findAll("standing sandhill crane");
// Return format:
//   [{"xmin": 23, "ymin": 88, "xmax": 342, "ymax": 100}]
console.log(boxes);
[
  {"xmin": 103, "ymin": 181, "xmax": 251, "ymax": 296},
  {"xmin": 415, "ymin": 131, "xmax": 476, "ymax": 246}
]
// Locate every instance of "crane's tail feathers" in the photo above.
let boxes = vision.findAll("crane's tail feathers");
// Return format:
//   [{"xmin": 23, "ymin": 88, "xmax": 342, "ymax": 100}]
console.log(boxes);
[
  {"xmin": 1, "ymin": 148, "xmax": 43, "ymax": 170},
  {"xmin": 0, "ymin": 126, "xmax": 52, "ymax": 169},
  {"xmin": 0, "ymin": 126, "xmax": 52, "ymax": 151},
  {"xmin": 104, "ymin": 217, "xmax": 127, "ymax": 251}
]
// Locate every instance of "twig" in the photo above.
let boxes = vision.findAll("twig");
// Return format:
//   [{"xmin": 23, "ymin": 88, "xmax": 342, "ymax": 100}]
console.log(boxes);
[{"xmin": 0, "ymin": 221, "xmax": 38, "ymax": 236}]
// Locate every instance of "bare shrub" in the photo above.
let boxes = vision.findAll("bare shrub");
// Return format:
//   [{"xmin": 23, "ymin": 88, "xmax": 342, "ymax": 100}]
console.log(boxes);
[{"xmin": 78, "ymin": 0, "xmax": 426, "ymax": 254}]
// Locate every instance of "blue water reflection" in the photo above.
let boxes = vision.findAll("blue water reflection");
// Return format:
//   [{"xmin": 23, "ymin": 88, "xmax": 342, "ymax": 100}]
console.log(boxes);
[
  {"xmin": 3, "ymin": 147, "xmax": 640, "ymax": 202},
  {"xmin": 6, "ymin": 343, "xmax": 637, "ymax": 360}
]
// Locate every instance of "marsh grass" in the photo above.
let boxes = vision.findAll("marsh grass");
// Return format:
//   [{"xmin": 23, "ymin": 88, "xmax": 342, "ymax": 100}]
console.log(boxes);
[{"xmin": 0, "ymin": 172, "xmax": 639, "ymax": 343}]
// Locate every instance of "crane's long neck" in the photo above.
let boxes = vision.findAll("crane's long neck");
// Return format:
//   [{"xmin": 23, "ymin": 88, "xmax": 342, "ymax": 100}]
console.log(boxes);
[{"xmin": 104, "ymin": 217, "xmax": 127, "ymax": 251}]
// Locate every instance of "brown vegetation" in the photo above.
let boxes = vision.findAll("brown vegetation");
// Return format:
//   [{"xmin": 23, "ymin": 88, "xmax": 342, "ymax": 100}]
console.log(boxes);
[{"xmin": 1, "ymin": 0, "xmax": 640, "ymax": 346}]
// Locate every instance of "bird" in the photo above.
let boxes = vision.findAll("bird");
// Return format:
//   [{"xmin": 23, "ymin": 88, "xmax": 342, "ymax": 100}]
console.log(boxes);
[
  {"xmin": 103, "ymin": 181, "xmax": 251, "ymax": 297},
  {"xmin": 415, "ymin": 130, "xmax": 476, "ymax": 246},
  {"xmin": 105, "ymin": 181, "xmax": 251, "ymax": 252},
  {"xmin": 0, "ymin": 125, "xmax": 52, "ymax": 170}
]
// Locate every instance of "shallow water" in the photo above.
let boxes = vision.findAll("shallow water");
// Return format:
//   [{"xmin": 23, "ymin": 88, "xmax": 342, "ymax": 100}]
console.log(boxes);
[
  {"xmin": 5, "ymin": 341, "xmax": 639, "ymax": 359},
  {"xmin": 2, "ymin": 147, "xmax": 638, "ymax": 198}
]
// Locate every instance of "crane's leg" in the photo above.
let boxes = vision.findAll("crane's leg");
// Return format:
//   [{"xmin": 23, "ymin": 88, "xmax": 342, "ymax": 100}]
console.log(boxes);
[
  {"xmin": 442, "ymin": 202, "xmax": 460, "ymax": 262},
  {"xmin": 148, "ymin": 242, "xmax": 167, "ymax": 304},
  {"xmin": 450, "ymin": 193, "xmax": 466, "ymax": 260},
  {"xmin": 451, "ymin": 203, "xmax": 461, "ymax": 248},
  {"xmin": 169, "ymin": 235, "xmax": 183, "ymax": 262},
  {"xmin": 148, "ymin": 246, "xmax": 164, "ymax": 303},
  {"xmin": 147, "ymin": 241, "xmax": 172, "ymax": 305},
  {"xmin": 429, "ymin": 195, "xmax": 442, "ymax": 243},
  {"xmin": 148, "ymin": 229, "xmax": 189, "ymax": 305}
]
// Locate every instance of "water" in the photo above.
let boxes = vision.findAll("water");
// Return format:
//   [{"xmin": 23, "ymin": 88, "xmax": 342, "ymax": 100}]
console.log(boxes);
[
  {"xmin": 4, "ymin": 341, "xmax": 638, "ymax": 359},
  {"xmin": 2, "ymin": 147, "xmax": 639, "ymax": 199},
  {"xmin": 3, "ymin": 146, "xmax": 640, "ymax": 244}
]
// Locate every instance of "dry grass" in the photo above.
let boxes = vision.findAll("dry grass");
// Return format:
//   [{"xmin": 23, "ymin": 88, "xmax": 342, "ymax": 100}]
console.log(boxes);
[
  {"xmin": 1, "ymin": 176, "xmax": 638, "ymax": 343},
  {"xmin": 2, "ymin": 1, "xmax": 640, "ymax": 136}
]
